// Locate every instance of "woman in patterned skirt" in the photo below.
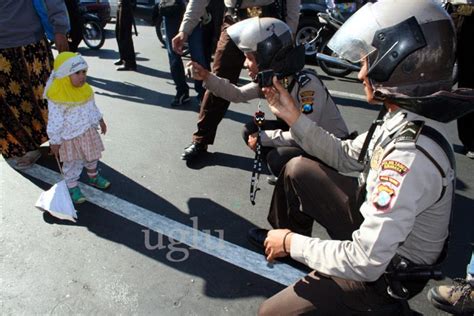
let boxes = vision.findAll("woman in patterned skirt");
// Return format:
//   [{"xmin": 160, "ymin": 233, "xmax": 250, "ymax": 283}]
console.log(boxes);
[{"xmin": 0, "ymin": 0, "xmax": 69, "ymax": 169}]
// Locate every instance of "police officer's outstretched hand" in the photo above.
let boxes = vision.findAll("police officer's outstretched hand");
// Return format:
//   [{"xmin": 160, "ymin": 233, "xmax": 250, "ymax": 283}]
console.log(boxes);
[
  {"xmin": 264, "ymin": 229, "xmax": 293, "ymax": 262},
  {"xmin": 185, "ymin": 61, "xmax": 209, "ymax": 81},
  {"xmin": 262, "ymin": 77, "xmax": 300, "ymax": 126}
]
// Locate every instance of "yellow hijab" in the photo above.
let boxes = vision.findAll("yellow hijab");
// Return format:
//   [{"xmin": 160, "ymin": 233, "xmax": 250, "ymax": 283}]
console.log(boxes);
[{"xmin": 44, "ymin": 52, "xmax": 94, "ymax": 106}]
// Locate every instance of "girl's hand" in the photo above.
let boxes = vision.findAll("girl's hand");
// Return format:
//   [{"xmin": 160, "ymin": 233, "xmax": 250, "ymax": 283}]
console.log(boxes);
[
  {"xmin": 50, "ymin": 144, "xmax": 60, "ymax": 157},
  {"xmin": 264, "ymin": 229, "xmax": 293, "ymax": 262},
  {"xmin": 262, "ymin": 77, "xmax": 300, "ymax": 126},
  {"xmin": 247, "ymin": 132, "xmax": 258, "ymax": 152},
  {"xmin": 185, "ymin": 61, "xmax": 209, "ymax": 81},
  {"xmin": 99, "ymin": 119, "xmax": 107, "ymax": 135}
]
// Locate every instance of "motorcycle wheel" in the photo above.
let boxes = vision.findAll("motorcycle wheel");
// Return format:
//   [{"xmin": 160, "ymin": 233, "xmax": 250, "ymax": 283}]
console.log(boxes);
[
  {"xmin": 318, "ymin": 39, "xmax": 353, "ymax": 78},
  {"xmin": 83, "ymin": 20, "xmax": 105, "ymax": 50},
  {"xmin": 295, "ymin": 16, "xmax": 323, "ymax": 59},
  {"xmin": 155, "ymin": 19, "xmax": 190, "ymax": 56}
]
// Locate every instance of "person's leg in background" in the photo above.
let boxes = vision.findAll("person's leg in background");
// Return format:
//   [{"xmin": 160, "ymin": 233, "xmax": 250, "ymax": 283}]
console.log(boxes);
[
  {"xmin": 65, "ymin": 0, "xmax": 83, "ymax": 52},
  {"xmin": 116, "ymin": 0, "xmax": 136, "ymax": 71},
  {"xmin": 164, "ymin": 14, "xmax": 190, "ymax": 106},
  {"xmin": 181, "ymin": 17, "xmax": 246, "ymax": 160},
  {"xmin": 187, "ymin": 23, "xmax": 211, "ymax": 103}
]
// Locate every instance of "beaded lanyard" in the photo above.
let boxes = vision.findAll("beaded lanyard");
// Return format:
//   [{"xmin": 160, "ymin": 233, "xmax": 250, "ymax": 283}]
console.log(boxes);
[{"xmin": 250, "ymin": 101, "xmax": 265, "ymax": 205}]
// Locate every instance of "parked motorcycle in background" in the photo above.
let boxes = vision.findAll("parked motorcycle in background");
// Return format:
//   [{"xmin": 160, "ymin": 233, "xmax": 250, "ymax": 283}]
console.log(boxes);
[
  {"xmin": 296, "ymin": 0, "xmax": 365, "ymax": 77},
  {"xmin": 80, "ymin": 5, "xmax": 106, "ymax": 49}
]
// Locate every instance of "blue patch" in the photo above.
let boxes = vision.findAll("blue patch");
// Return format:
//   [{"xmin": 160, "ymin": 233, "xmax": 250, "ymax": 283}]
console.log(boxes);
[{"xmin": 301, "ymin": 103, "xmax": 313, "ymax": 114}]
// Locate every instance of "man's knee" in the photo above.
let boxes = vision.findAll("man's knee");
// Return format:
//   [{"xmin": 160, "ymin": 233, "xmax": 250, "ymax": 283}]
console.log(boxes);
[{"xmin": 285, "ymin": 156, "xmax": 325, "ymax": 182}]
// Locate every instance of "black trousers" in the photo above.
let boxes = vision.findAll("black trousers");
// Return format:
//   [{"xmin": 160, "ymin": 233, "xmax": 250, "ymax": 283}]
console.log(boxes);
[
  {"xmin": 115, "ymin": 0, "xmax": 136, "ymax": 66},
  {"xmin": 65, "ymin": 0, "xmax": 83, "ymax": 52}
]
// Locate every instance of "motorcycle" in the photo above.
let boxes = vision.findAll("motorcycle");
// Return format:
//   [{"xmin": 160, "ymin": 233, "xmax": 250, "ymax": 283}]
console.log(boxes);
[
  {"xmin": 313, "ymin": 12, "xmax": 355, "ymax": 77},
  {"xmin": 80, "ymin": 6, "xmax": 106, "ymax": 50}
]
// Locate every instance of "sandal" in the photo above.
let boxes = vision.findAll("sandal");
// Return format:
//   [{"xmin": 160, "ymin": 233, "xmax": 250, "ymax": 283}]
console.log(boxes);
[
  {"xmin": 14, "ymin": 150, "xmax": 42, "ymax": 170},
  {"xmin": 68, "ymin": 186, "xmax": 86, "ymax": 204},
  {"xmin": 88, "ymin": 174, "xmax": 111, "ymax": 190}
]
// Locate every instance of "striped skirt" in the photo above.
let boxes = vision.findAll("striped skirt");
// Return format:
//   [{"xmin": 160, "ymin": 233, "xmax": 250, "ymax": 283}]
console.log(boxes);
[
  {"xmin": 0, "ymin": 38, "xmax": 53, "ymax": 158},
  {"xmin": 59, "ymin": 128, "xmax": 105, "ymax": 162}
]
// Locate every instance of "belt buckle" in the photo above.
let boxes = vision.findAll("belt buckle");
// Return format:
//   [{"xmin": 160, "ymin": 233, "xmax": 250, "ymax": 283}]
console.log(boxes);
[{"xmin": 247, "ymin": 7, "xmax": 263, "ymax": 18}]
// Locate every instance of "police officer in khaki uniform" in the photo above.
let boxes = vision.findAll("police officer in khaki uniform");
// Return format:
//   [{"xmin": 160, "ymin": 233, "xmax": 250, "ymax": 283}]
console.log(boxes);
[
  {"xmin": 187, "ymin": 17, "xmax": 349, "ymax": 176},
  {"xmin": 246, "ymin": 0, "xmax": 474, "ymax": 314},
  {"xmin": 172, "ymin": 0, "xmax": 301, "ymax": 161}
]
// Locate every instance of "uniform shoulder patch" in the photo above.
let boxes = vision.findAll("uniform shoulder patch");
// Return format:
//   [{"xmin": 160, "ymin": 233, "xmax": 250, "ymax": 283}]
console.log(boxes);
[
  {"xmin": 296, "ymin": 73, "xmax": 311, "ymax": 87},
  {"xmin": 381, "ymin": 160, "xmax": 409, "ymax": 176},
  {"xmin": 372, "ymin": 183, "xmax": 396, "ymax": 212},
  {"xmin": 395, "ymin": 120, "xmax": 424, "ymax": 143}
]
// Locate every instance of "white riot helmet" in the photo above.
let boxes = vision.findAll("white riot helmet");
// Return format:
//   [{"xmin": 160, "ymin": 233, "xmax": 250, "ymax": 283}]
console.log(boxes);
[
  {"xmin": 328, "ymin": 0, "xmax": 474, "ymax": 122},
  {"xmin": 227, "ymin": 17, "xmax": 305, "ymax": 76}
]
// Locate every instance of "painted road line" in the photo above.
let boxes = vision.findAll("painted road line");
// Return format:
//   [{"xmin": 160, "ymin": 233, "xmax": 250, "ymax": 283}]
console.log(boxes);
[
  {"xmin": 329, "ymin": 90, "xmax": 367, "ymax": 102},
  {"xmin": 23, "ymin": 164, "xmax": 307, "ymax": 286}
]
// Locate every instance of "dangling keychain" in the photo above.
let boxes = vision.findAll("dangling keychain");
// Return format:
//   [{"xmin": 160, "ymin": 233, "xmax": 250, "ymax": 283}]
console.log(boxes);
[{"xmin": 250, "ymin": 101, "xmax": 265, "ymax": 205}]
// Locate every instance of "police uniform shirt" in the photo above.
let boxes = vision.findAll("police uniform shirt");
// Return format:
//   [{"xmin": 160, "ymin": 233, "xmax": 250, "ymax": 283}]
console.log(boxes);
[
  {"xmin": 288, "ymin": 109, "xmax": 454, "ymax": 282},
  {"xmin": 179, "ymin": 0, "xmax": 300, "ymax": 37}
]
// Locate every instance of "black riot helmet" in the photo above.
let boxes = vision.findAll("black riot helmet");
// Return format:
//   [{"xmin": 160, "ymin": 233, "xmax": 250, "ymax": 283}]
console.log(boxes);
[
  {"xmin": 227, "ymin": 17, "xmax": 306, "ymax": 77},
  {"xmin": 327, "ymin": 0, "xmax": 474, "ymax": 122}
]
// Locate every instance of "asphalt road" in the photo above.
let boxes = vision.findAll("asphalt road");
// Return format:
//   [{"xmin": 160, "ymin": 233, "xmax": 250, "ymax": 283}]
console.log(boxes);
[{"xmin": 1, "ymin": 22, "xmax": 473, "ymax": 315}]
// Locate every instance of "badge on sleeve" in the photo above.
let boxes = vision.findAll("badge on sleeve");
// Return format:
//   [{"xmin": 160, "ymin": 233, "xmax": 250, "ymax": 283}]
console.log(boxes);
[
  {"xmin": 299, "ymin": 91, "xmax": 315, "ymax": 114},
  {"xmin": 372, "ymin": 184, "xmax": 395, "ymax": 211},
  {"xmin": 381, "ymin": 160, "xmax": 409, "ymax": 176},
  {"xmin": 301, "ymin": 103, "xmax": 313, "ymax": 114}
]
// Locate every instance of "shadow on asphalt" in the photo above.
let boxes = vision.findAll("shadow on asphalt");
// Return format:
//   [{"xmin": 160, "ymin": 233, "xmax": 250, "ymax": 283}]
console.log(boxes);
[
  {"xmin": 184, "ymin": 151, "xmax": 258, "ymax": 172},
  {"xmin": 18, "ymin": 154, "xmax": 296, "ymax": 299},
  {"xmin": 13, "ymin": 148, "xmax": 473, "ymax": 303},
  {"xmin": 87, "ymin": 75, "xmax": 253, "ymax": 124}
]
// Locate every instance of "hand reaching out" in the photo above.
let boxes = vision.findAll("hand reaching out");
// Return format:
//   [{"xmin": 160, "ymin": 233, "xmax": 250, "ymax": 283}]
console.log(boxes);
[{"xmin": 185, "ymin": 61, "xmax": 210, "ymax": 81}]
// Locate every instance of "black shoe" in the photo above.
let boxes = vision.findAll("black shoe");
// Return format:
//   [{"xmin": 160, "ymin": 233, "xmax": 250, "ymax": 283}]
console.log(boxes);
[
  {"xmin": 171, "ymin": 92, "xmax": 190, "ymax": 107},
  {"xmin": 116, "ymin": 64, "xmax": 137, "ymax": 71},
  {"xmin": 247, "ymin": 228, "xmax": 269, "ymax": 249},
  {"xmin": 181, "ymin": 142, "xmax": 207, "ymax": 160},
  {"xmin": 114, "ymin": 59, "xmax": 123, "ymax": 66}
]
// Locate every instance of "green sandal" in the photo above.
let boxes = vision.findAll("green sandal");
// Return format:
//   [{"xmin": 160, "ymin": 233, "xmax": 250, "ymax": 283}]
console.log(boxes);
[
  {"xmin": 69, "ymin": 187, "xmax": 86, "ymax": 204},
  {"xmin": 88, "ymin": 175, "xmax": 111, "ymax": 189}
]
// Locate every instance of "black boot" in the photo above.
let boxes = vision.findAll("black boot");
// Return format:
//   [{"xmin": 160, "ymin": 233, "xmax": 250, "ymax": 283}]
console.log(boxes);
[
  {"xmin": 181, "ymin": 142, "xmax": 208, "ymax": 160},
  {"xmin": 247, "ymin": 228, "xmax": 269, "ymax": 249}
]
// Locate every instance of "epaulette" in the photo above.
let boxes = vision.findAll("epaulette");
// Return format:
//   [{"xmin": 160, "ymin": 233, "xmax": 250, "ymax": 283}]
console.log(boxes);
[
  {"xmin": 394, "ymin": 120, "xmax": 424, "ymax": 144},
  {"xmin": 296, "ymin": 71, "xmax": 311, "ymax": 88}
]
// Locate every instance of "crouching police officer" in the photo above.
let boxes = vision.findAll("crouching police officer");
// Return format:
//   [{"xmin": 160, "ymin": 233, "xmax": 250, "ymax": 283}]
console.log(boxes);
[
  {"xmin": 249, "ymin": 0, "xmax": 474, "ymax": 314},
  {"xmin": 172, "ymin": 0, "xmax": 301, "ymax": 161},
  {"xmin": 187, "ymin": 17, "xmax": 350, "ymax": 179}
]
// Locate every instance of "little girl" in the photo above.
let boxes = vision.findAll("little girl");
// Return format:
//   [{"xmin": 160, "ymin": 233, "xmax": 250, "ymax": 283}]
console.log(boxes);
[{"xmin": 44, "ymin": 52, "xmax": 110, "ymax": 204}]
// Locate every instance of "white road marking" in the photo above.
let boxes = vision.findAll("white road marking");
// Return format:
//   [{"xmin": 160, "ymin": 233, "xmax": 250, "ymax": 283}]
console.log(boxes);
[
  {"xmin": 22, "ymin": 164, "xmax": 307, "ymax": 286},
  {"xmin": 328, "ymin": 90, "xmax": 367, "ymax": 102}
]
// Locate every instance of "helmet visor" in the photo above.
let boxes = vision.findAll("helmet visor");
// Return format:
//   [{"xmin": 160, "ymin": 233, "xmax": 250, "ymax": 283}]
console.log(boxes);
[{"xmin": 327, "ymin": 3, "xmax": 380, "ymax": 63}]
